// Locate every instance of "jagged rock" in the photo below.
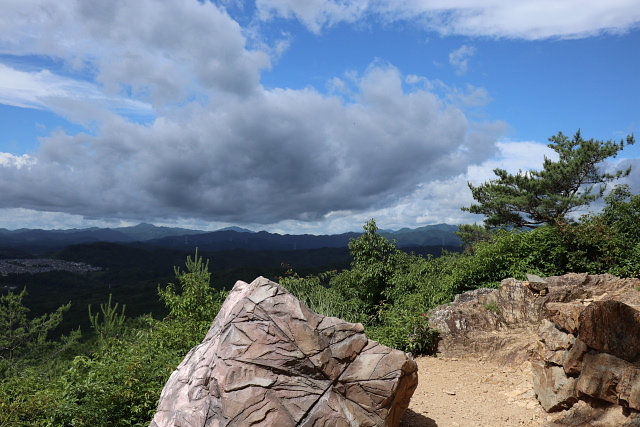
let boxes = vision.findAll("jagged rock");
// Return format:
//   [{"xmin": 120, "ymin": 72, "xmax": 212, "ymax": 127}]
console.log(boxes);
[
  {"xmin": 495, "ymin": 278, "xmax": 547, "ymax": 325},
  {"xmin": 547, "ymin": 302, "xmax": 585, "ymax": 334},
  {"xmin": 618, "ymin": 367, "xmax": 640, "ymax": 411},
  {"xmin": 563, "ymin": 337, "xmax": 588, "ymax": 376},
  {"xmin": 576, "ymin": 352, "xmax": 633, "ymax": 403},
  {"xmin": 150, "ymin": 277, "xmax": 418, "ymax": 427},
  {"xmin": 537, "ymin": 319, "xmax": 574, "ymax": 365},
  {"xmin": 428, "ymin": 279, "xmax": 543, "ymax": 364},
  {"xmin": 526, "ymin": 273, "xmax": 548, "ymax": 292},
  {"xmin": 539, "ymin": 319, "xmax": 572, "ymax": 352},
  {"xmin": 531, "ymin": 361, "xmax": 578, "ymax": 412},
  {"xmin": 578, "ymin": 300, "xmax": 640, "ymax": 363},
  {"xmin": 546, "ymin": 399, "xmax": 640, "ymax": 427},
  {"xmin": 430, "ymin": 274, "xmax": 640, "ymax": 363}
]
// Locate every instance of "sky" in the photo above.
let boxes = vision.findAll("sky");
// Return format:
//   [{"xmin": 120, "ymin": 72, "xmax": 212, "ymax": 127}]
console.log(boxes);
[{"xmin": 0, "ymin": 0, "xmax": 639, "ymax": 234}]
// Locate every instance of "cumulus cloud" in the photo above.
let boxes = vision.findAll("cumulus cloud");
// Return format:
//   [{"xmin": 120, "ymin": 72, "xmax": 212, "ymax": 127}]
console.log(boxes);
[
  {"xmin": 0, "ymin": 0, "xmax": 511, "ymax": 230},
  {"xmin": 614, "ymin": 158, "xmax": 640, "ymax": 190},
  {"xmin": 0, "ymin": 0, "xmax": 271, "ymax": 105},
  {"xmin": 256, "ymin": 0, "xmax": 640, "ymax": 39},
  {"xmin": 0, "ymin": 63, "xmax": 505, "ymax": 224},
  {"xmin": 268, "ymin": 139, "xmax": 559, "ymax": 233},
  {"xmin": 4, "ymin": 137, "xmax": 629, "ymax": 234}
]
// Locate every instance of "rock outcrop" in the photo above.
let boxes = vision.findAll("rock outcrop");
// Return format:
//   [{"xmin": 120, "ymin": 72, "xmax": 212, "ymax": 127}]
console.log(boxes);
[
  {"xmin": 535, "ymin": 297, "xmax": 640, "ymax": 425},
  {"xmin": 429, "ymin": 273, "xmax": 640, "ymax": 426},
  {"xmin": 150, "ymin": 277, "xmax": 418, "ymax": 427}
]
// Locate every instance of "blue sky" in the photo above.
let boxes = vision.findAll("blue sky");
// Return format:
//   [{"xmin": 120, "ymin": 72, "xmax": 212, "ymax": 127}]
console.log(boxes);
[{"xmin": 0, "ymin": 0, "xmax": 639, "ymax": 234}]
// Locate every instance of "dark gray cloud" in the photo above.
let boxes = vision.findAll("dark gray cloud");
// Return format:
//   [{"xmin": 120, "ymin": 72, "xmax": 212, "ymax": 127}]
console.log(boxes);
[
  {"xmin": 0, "ymin": 65, "xmax": 504, "ymax": 224},
  {"xmin": 0, "ymin": 0, "xmax": 506, "ymax": 227}
]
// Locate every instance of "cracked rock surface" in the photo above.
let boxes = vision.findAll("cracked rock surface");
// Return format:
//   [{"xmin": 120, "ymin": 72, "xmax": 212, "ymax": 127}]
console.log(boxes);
[{"xmin": 150, "ymin": 277, "xmax": 418, "ymax": 427}]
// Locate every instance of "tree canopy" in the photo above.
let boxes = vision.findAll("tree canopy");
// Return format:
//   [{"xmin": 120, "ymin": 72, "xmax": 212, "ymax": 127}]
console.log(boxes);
[{"xmin": 462, "ymin": 130, "xmax": 635, "ymax": 228}]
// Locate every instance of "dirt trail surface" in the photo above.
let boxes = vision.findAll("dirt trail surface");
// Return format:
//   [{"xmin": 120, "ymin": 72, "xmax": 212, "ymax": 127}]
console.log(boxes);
[{"xmin": 401, "ymin": 356, "xmax": 549, "ymax": 427}]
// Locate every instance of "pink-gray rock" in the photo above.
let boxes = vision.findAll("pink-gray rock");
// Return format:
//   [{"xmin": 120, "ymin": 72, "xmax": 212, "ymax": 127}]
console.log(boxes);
[{"xmin": 150, "ymin": 277, "xmax": 418, "ymax": 427}]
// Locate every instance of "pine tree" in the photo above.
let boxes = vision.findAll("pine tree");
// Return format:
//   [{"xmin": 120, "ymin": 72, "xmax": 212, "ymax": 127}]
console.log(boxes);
[
  {"xmin": 0, "ymin": 288, "xmax": 70, "ymax": 362},
  {"xmin": 462, "ymin": 130, "xmax": 635, "ymax": 228}
]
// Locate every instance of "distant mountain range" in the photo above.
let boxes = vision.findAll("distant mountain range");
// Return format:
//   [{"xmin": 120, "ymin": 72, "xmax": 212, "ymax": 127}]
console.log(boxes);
[{"xmin": 0, "ymin": 222, "xmax": 462, "ymax": 252}]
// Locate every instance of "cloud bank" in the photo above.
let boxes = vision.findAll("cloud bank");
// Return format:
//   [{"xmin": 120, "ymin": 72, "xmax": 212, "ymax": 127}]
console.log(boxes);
[
  {"xmin": 1, "ymin": 0, "xmax": 635, "ymax": 232},
  {"xmin": 0, "ymin": 61, "xmax": 504, "ymax": 224}
]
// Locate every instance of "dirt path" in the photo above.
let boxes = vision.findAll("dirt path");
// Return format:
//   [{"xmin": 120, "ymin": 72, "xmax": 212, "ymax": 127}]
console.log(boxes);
[{"xmin": 402, "ymin": 356, "xmax": 549, "ymax": 427}]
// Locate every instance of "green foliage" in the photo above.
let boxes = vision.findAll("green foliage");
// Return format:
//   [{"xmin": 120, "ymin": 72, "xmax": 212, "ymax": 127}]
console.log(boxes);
[
  {"xmin": 331, "ymin": 219, "xmax": 400, "ymax": 311},
  {"xmin": 159, "ymin": 249, "xmax": 216, "ymax": 322},
  {"xmin": 459, "ymin": 226, "xmax": 569, "ymax": 285},
  {"xmin": 367, "ymin": 307, "xmax": 438, "ymax": 356},
  {"xmin": 278, "ymin": 267, "xmax": 361, "ymax": 323},
  {"xmin": 328, "ymin": 221, "xmax": 574, "ymax": 354},
  {"xmin": 0, "ymin": 251, "xmax": 228, "ymax": 427},
  {"xmin": 484, "ymin": 302, "xmax": 500, "ymax": 313},
  {"xmin": 455, "ymin": 223, "xmax": 494, "ymax": 252},
  {"xmin": 556, "ymin": 185, "xmax": 640, "ymax": 278},
  {"xmin": 48, "ymin": 324, "xmax": 182, "ymax": 427},
  {"xmin": 463, "ymin": 130, "xmax": 635, "ymax": 228},
  {"xmin": 158, "ymin": 250, "xmax": 227, "ymax": 340},
  {"xmin": 89, "ymin": 294, "xmax": 127, "ymax": 344},
  {"xmin": 0, "ymin": 288, "xmax": 71, "ymax": 364},
  {"xmin": 329, "ymin": 221, "xmax": 444, "ymax": 354},
  {"xmin": 0, "ymin": 367, "xmax": 64, "ymax": 427}
]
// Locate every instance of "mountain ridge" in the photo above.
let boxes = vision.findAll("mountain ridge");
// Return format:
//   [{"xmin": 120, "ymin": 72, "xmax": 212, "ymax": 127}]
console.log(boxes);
[{"xmin": 0, "ymin": 222, "xmax": 462, "ymax": 252}]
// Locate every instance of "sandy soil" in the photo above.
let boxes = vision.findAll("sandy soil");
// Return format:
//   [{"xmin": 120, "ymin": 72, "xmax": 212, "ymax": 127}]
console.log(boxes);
[{"xmin": 401, "ymin": 356, "xmax": 550, "ymax": 427}]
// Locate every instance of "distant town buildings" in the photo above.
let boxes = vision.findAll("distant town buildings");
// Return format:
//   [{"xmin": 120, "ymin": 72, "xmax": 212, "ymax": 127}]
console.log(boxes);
[{"xmin": 0, "ymin": 259, "xmax": 102, "ymax": 276}]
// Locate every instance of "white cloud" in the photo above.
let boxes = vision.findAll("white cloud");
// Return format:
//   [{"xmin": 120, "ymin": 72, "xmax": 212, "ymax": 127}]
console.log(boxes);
[
  {"xmin": 0, "ymin": 63, "xmax": 153, "ymax": 124},
  {"xmin": 0, "ymin": 0, "xmax": 511, "ymax": 232},
  {"xmin": 0, "ymin": 152, "xmax": 36, "ymax": 169},
  {"xmin": 0, "ymin": 64, "xmax": 88, "ymax": 110},
  {"xmin": 449, "ymin": 45, "xmax": 476, "ymax": 75},
  {"xmin": 264, "ymin": 140, "xmax": 559, "ymax": 232},
  {"xmin": 467, "ymin": 140, "xmax": 557, "ymax": 184},
  {"xmin": 4, "ymin": 137, "xmax": 631, "ymax": 234},
  {"xmin": 256, "ymin": 0, "xmax": 370, "ymax": 33},
  {"xmin": 256, "ymin": 0, "xmax": 640, "ymax": 39}
]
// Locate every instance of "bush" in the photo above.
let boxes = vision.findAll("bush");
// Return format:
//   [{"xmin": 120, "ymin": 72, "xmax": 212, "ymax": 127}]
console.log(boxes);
[
  {"xmin": 557, "ymin": 185, "xmax": 640, "ymax": 278},
  {"xmin": 49, "ymin": 327, "xmax": 181, "ymax": 427}
]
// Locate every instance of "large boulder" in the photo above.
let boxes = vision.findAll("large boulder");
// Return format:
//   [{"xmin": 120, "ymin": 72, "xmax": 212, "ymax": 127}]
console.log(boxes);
[
  {"xmin": 150, "ymin": 277, "xmax": 418, "ymax": 427},
  {"xmin": 578, "ymin": 300, "xmax": 640, "ymax": 362}
]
